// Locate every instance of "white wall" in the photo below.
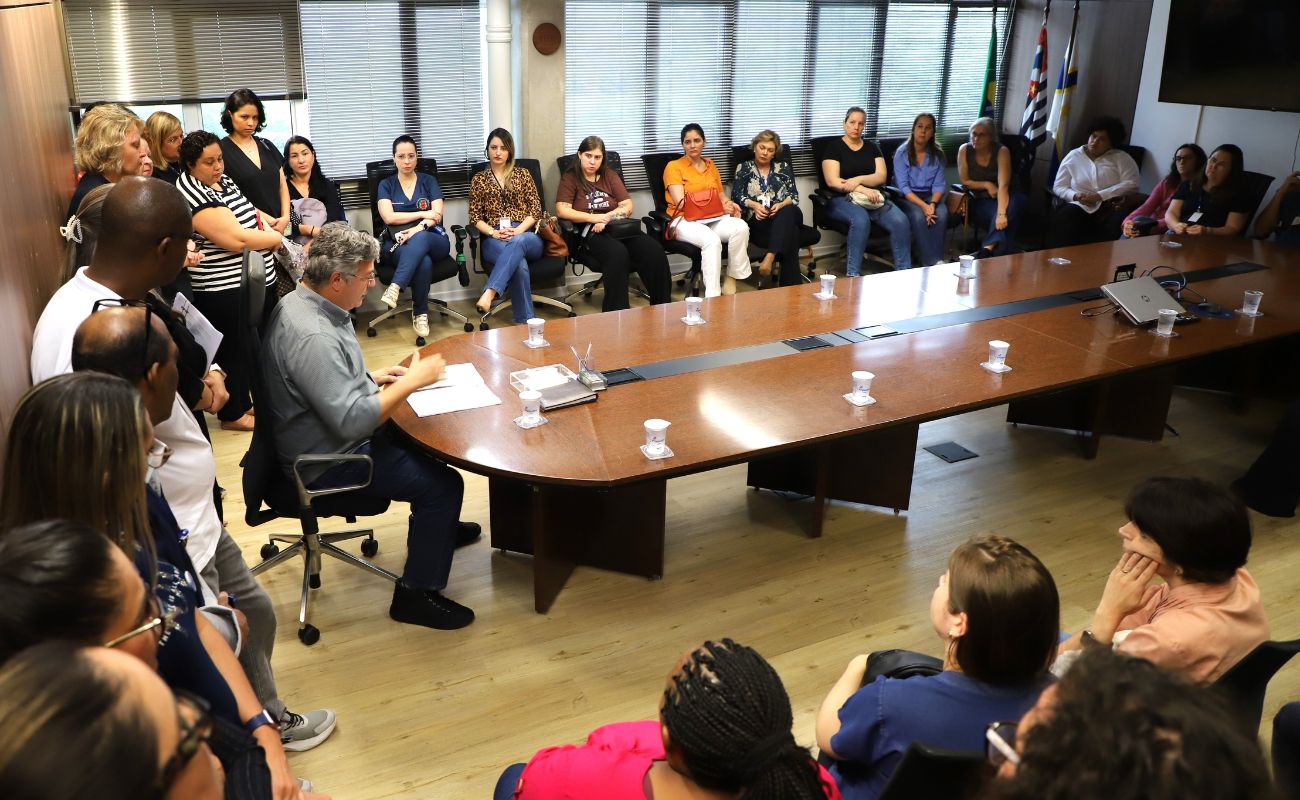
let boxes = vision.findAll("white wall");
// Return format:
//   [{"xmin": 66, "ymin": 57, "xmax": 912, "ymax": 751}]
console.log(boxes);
[{"xmin": 1130, "ymin": 0, "xmax": 1300, "ymax": 199}]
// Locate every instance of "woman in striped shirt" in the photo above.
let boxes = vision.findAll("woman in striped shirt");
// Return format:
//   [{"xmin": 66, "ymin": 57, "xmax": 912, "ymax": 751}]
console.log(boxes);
[{"xmin": 176, "ymin": 130, "xmax": 284, "ymax": 431}]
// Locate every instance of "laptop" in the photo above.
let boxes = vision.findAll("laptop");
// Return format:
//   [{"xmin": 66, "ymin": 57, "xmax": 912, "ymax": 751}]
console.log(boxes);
[{"xmin": 1101, "ymin": 276, "xmax": 1184, "ymax": 326}]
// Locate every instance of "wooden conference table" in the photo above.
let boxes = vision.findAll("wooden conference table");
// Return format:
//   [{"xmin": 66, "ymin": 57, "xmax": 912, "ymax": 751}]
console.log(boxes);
[{"xmin": 392, "ymin": 237, "xmax": 1300, "ymax": 612}]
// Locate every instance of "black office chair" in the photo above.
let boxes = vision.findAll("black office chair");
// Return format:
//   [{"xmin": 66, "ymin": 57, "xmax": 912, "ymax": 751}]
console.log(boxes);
[
  {"xmin": 808, "ymin": 135, "xmax": 903, "ymax": 274},
  {"xmin": 467, "ymin": 158, "xmax": 573, "ymax": 329},
  {"xmin": 640, "ymin": 150, "xmax": 726, "ymax": 298},
  {"xmin": 1238, "ymin": 170, "xmax": 1277, "ymax": 235},
  {"xmin": 1212, "ymin": 637, "xmax": 1300, "ymax": 733},
  {"xmin": 728, "ymin": 143, "xmax": 821, "ymax": 284},
  {"xmin": 875, "ymin": 741, "xmax": 990, "ymax": 800},
  {"xmin": 364, "ymin": 157, "xmax": 472, "ymax": 345},
  {"xmin": 239, "ymin": 249, "xmax": 398, "ymax": 646},
  {"xmin": 553, "ymin": 151, "xmax": 651, "ymax": 306}
]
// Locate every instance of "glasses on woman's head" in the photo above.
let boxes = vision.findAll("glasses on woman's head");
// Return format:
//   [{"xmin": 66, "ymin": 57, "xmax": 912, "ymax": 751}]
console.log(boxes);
[
  {"xmin": 985, "ymin": 721, "xmax": 1021, "ymax": 768},
  {"xmin": 92, "ymin": 298, "xmax": 155, "ymax": 378},
  {"xmin": 156, "ymin": 691, "xmax": 214, "ymax": 797}
]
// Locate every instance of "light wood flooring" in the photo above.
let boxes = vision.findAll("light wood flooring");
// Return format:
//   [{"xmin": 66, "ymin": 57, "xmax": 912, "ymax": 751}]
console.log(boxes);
[{"xmin": 210, "ymin": 284, "xmax": 1300, "ymax": 799}]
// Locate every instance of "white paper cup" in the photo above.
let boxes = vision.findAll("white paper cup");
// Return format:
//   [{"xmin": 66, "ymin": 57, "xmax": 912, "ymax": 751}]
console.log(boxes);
[
  {"xmin": 819, "ymin": 274, "xmax": 836, "ymax": 297},
  {"xmin": 988, "ymin": 340, "xmax": 1010, "ymax": 368},
  {"xmin": 685, "ymin": 297, "xmax": 703, "ymax": 322},
  {"xmin": 958, "ymin": 254, "xmax": 976, "ymax": 278},
  {"xmin": 526, "ymin": 318, "xmax": 545, "ymax": 345},
  {"xmin": 1241, "ymin": 290, "xmax": 1263, "ymax": 316},
  {"xmin": 1155, "ymin": 308, "xmax": 1177, "ymax": 337},
  {"xmin": 851, "ymin": 370, "xmax": 874, "ymax": 400},
  {"xmin": 644, "ymin": 418, "xmax": 671, "ymax": 456},
  {"xmin": 520, "ymin": 390, "xmax": 542, "ymax": 423}
]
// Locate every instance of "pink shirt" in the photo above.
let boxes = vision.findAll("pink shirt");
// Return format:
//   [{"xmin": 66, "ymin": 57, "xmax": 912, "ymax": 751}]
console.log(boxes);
[
  {"xmin": 1124, "ymin": 178, "xmax": 1180, "ymax": 234},
  {"xmin": 1115, "ymin": 568, "xmax": 1269, "ymax": 684},
  {"xmin": 513, "ymin": 721, "xmax": 843, "ymax": 799}
]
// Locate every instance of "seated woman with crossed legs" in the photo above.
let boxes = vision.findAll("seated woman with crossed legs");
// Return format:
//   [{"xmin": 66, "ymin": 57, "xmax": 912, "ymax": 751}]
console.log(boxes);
[
  {"xmin": 471, "ymin": 128, "xmax": 542, "ymax": 323},
  {"xmin": 732, "ymin": 129, "xmax": 806, "ymax": 286}
]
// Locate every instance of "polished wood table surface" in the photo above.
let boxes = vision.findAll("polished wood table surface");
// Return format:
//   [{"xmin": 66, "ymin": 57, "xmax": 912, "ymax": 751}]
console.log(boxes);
[{"xmin": 392, "ymin": 237, "xmax": 1299, "ymax": 612}]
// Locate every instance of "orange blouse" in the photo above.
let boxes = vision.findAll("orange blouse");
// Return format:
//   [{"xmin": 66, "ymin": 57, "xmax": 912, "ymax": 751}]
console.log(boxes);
[{"xmin": 663, "ymin": 155, "xmax": 724, "ymax": 217}]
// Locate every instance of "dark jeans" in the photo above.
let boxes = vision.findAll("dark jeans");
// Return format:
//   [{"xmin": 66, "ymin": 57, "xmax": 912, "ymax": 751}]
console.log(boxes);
[
  {"xmin": 748, "ymin": 204, "xmax": 805, "ymax": 286},
  {"xmin": 581, "ymin": 231, "xmax": 672, "ymax": 310},
  {"xmin": 482, "ymin": 231, "xmax": 541, "ymax": 323},
  {"xmin": 311, "ymin": 426, "xmax": 464, "ymax": 591},
  {"xmin": 826, "ymin": 195, "xmax": 913, "ymax": 274},
  {"xmin": 392, "ymin": 229, "xmax": 451, "ymax": 314},
  {"xmin": 898, "ymin": 200, "xmax": 950, "ymax": 267},
  {"xmin": 1274, "ymin": 702, "xmax": 1300, "ymax": 799},
  {"xmin": 493, "ymin": 763, "xmax": 527, "ymax": 800},
  {"xmin": 191, "ymin": 286, "xmax": 278, "ymax": 421},
  {"xmin": 1235, "ymin": 397, "xmax": 1300, "ymax": 517},
  {"xmin": 1049, "ymin": 201, "xmax": 1128, "ymax": 248},
  {"xmin": 969, "ymin": 192, "xmax": 1027, "ymax": 255}
]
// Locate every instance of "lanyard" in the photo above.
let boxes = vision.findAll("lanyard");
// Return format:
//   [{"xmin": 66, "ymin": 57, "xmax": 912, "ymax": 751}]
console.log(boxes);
[{"xmin": 756, "ymin": 164, "xmax": 772, "ymax": 195}]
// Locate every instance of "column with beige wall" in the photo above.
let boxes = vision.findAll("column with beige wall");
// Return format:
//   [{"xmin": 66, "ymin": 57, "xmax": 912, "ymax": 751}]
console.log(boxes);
[{"xmin": 518, "ymin": 0, "xmax": 566, "ymax": 205}]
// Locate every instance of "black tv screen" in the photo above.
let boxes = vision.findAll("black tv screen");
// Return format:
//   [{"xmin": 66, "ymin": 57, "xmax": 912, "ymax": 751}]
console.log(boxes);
[{"xmin": 1159, "ymin": 0, "xmax": 1300, "ymax": 112}]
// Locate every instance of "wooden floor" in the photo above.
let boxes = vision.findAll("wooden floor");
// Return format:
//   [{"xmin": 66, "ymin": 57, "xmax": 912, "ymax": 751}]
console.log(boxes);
[{"xmin": 211, "ymin": 282, "xmax": 1300, "ymax": 799}]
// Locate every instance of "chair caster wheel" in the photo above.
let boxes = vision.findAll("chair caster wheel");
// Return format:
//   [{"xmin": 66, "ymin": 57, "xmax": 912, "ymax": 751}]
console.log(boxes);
[
  {"xmin": 583, "ymin": 292, "xmax": 593, "ymax": 299},
  {"xmin": 309, "ymin": 574, "xmax": 321, "ymax": 589},
  {"xmin": 415, "ymin": 336, "xmax": 426, "ymax": 346},
  {"xmin": 298, "ymin": 625, "xmax": 320, "ymax": 645},
  {"xmin": 367, "ymin": 328, "xmax": 377, "ymax": 337},
  {"xmin": 260, "ymin": 543, "xmax": 279, "ymax": 559},
  {"xmin": 361, "ymin": 538, "xmax": 379, "ymax": 557},
  {"xmin": 479, "ymin": 322, "xmax": 490, "ymax": 331},
  {"xmin": 463, "ymin": 322, "xmax": 474, "ymax": 332}
]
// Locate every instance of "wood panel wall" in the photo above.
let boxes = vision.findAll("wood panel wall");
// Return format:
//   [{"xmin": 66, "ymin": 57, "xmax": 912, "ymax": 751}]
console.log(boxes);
[{"xmin": 0, "ymin": 1, "xmax": 73, "ymax": 447}]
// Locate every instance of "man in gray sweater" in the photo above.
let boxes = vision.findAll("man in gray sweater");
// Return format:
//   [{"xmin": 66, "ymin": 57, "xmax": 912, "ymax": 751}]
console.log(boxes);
[{"xmin": 262, "ymin": 223, "xmax": 479, "ymax": 630}]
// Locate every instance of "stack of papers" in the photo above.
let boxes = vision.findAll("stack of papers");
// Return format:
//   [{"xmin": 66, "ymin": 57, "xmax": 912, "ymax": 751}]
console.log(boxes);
[{"xmin": 406, "ymin": 363, "xmax": 501, "ymax": 417}]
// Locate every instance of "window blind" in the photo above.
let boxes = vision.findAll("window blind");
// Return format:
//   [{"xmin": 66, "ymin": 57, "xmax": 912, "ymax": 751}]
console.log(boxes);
[
  {"xmin": 62, "ymin": 0, "xmax": 304, "ymax": 106},
  {"xmin": 566, "ymin": 0, "xmax": 1012, "ymax": 191},
  {"xmin": 300, "ymin": 0, "xmax": 484, "ymax": 198}
]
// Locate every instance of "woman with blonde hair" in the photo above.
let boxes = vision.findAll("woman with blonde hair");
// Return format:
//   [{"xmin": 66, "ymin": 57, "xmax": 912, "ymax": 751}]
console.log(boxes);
[
  {"xmin": 68, "ymin": 103, "xmax": 147, "ymax": 219},
  {"xmin": 143, "ymin": 111, "xmax": 184, "ymax": 184},
  {"xmin": 732, "ymin": 129, "xmax": 805, "ymax": 286}
]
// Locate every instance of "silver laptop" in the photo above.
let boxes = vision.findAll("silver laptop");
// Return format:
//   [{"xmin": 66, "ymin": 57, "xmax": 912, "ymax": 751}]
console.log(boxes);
[{"xmin": 1101, "ymin": 276, "xmax": 1184, "ymax": 326}]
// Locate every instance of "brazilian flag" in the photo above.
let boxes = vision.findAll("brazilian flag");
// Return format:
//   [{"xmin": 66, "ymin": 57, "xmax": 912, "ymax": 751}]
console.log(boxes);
[{"xmin": 979, "ymin": 27, "xmax": 997, "ymax": 119}]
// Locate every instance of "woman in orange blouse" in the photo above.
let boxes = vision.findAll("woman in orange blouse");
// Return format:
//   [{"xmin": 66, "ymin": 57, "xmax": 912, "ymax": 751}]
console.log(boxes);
[
  {"xmin": 469, "ymin": 128, "xmax": 542, "ymax": 323},
  {"xmin": 663, "ymin": 123, "xmax": 751, "ymax": 297}
]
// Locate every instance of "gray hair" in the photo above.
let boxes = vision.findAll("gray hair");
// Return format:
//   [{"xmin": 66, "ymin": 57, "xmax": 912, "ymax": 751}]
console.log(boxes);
[
  {"xmin": 303, "ymin": 222, "xmax": 378, "ymax": 285},
  {"xmin": 969, "ymin": 116, "xmax": 996, "ymax": 136}
]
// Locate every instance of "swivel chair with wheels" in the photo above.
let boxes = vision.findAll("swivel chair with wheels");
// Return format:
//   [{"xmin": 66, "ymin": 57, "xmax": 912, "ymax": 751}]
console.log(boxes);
[
  {"xmin": 553, "ymin": 150, "xmax": 651, "ymax": 307},
  {"xmin": 728, "ymin": 143, "xmax": 820, "ymax": 283},
  {"xmin": 467, "ymin": 158, "xmax": 573, "ymax": 329},
  {"xmin": 238, "ymin": 249, "xmax": 399, "ymax": 646},
  {"xmin": 364, "ymin": 157, "xmax": 472, "ymax": 344}
]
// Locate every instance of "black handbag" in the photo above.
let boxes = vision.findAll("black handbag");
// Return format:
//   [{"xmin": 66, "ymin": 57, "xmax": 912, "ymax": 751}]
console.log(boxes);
[
  {"xmin": 603, "ymin": 218, "xmax": 643, "ymax": 239},
  {"xmin": 863, "ymin": 649, "xmax": 944, "ymax": 684}
]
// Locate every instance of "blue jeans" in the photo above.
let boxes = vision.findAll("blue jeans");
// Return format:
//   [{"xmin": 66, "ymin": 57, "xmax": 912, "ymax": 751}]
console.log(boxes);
[
  {"xmin": 969, "ymin": 192, "xmax": 1026, "ymax": 255},
  {"xmin": 392, "ymin": 228, "xmax": 451, "ymax": 314},
  {"xmin": 310, "ymin": 426, "xmax": 464, "ymax": 591},
  {"xmin": 827, "ymin": 195, "xmax": 913, "ymax": 275},
  {"xmin": 899, "ymin": 200, "xmax": 949, "ymax": 267},
  {"xmin": 481, "ymin": 231, "xmax": 541, "ymax": 323},
  {"xmin": 492, "ymin": 763, "xmax": 527, "ymax": 800}
]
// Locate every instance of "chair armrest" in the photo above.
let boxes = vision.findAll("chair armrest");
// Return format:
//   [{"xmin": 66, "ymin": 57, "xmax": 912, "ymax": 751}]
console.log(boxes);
[
  {"xmin": 951, "ymin": 183, "xmax": 969, "ymax": 194},
  {"xmin": 290, "ymin": 453, "xmax": 374, "ymax": 507},
  {"xmin": 809, "ymin": 190, "xmax": 832, "ymax": 210},
  {"xmin": 882, "ymin": 184, "xmax": 903, "ymax": 201}
]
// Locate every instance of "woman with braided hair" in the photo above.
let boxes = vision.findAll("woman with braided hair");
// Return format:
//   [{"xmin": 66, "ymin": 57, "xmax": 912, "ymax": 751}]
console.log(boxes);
[{"xmin": 494, "ymin": 638, "xmax": 840, "ymax": 799}]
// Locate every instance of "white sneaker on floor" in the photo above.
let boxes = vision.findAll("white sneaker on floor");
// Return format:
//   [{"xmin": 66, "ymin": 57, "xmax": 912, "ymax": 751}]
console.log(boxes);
[
  {"xmin": 279, "ymin": 708, "xmax": 337, "ymax": 752},
  {"xmin": 380, "ymin": 283, "xmax": 401, "ymax": 309},
  {"xmin": 413, "ymin": 313, "xmax": 430, "ymax": 337}
]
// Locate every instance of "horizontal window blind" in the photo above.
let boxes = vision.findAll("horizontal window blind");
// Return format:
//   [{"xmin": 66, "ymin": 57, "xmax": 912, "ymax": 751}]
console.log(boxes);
[
  {"xmin": 301, "ymin": 0, "xmax": 484, "ymax": 199},
  {"xmin": 566, "ymin": 0, "xmax": 1012, "ymax": 191},
  {"xmin": 62, "ymin": 0, "xmax": 304, "ymax": 106}
]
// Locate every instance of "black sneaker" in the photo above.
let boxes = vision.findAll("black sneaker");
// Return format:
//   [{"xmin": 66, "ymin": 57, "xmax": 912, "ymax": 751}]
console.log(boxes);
[
  {"xmin": 456, "ymin": 521, "xmax": 482, "ymax": 548},
  {"xmin": 389, "ymin": 583, "xmax": 475, "ymax": 630}
]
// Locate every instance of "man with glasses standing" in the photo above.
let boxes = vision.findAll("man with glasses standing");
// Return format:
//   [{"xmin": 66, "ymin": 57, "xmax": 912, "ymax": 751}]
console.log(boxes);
[{"xmin": 262, "ymin": 222, "xmax": 479, "ymax": 630}]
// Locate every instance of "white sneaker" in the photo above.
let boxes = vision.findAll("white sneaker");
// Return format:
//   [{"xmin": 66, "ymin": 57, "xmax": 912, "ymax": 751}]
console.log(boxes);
[
  {"xmin": 413, "ymin": 313, "xmax": 430, "ymax": 337},
  {"xmin": 380, "ymin": 283, "xmax": 401, "ymax": 309}
]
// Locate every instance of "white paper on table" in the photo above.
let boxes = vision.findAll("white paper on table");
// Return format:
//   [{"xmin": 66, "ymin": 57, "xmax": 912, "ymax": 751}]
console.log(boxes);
[
  {"xmin": 413, "ymin": 362, "xmax": 486, "ymax": 391},
  {"xmin": 170, "ymin": 292, "xmax": 223, "ymax": 369},
  {"xmin": 407, "ymin": 380, "xmax": 501, "ymax": 417}
]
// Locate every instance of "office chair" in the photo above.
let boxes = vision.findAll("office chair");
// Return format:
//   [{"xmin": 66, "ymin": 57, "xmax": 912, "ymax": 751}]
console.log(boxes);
[
  {"xmin": 238, "ymin": 249, "xmax": 398, "ymax": 646},
  {"xmin": 808, "ymin": 135, "xmax": 903, "ymax": 273},
  {"xmin": 1212, "ymin": 637, "xmax": 1300, "ymax": 733},
  {"xmin": 364, "ymin": 157, "xmax": 472, "ymax": 345},
  {"xmin": 1238, "ymin": 170, "xmax": 1277, "ymax": 235},
  {"xmin": 728, "ymin": 143, "xmax": 821, "ymax": 284},
  {"xmin": 553, "ymin": 150, "xmax": 651, "ymax": 306},
  {"xmin": 875, "ymin": 741, "xmax": 990, "ymax": 800},
  {"xmin": 467, "ymin": 158, "xmax": 574, "ymax": 329},
  {"xmin": 640, "ymin": 150, "xmax": 727, "ymax": 298}
]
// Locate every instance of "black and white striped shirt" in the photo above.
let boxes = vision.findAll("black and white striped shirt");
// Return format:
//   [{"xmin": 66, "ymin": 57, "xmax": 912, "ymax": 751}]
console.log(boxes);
[{"xmin": 177, "ymin": 172, "xmax": 276, "ymax": 293}]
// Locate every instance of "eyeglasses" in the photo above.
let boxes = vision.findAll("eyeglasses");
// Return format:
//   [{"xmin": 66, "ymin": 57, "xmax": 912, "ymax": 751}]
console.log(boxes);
[
  {"xmin": 156, "ymin": 691, "xmax": 214, "ymax": 796},
  {"xmin": 985, "ymin": 721, "xmax": 1021, "ymax": 768},
  {"xmin": 106, "ymin": 591, "xmax": 179, "ymax": 649},
  {"xmin": 92, "ymin": 298, "xmax": 154, "ymax": 379},
  {"xmin": 147, "ymin": 439, "xmax": 173, "ymax": 469},
  {"xmin": 347, "ymin": 270, "xmax": 378, "ymax": 285}
]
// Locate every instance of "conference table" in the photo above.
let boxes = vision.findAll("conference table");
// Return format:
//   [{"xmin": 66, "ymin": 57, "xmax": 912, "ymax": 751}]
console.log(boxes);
[{"xmin": 392, "ymin": 237, "xmax": 1300, "ymax": 612}]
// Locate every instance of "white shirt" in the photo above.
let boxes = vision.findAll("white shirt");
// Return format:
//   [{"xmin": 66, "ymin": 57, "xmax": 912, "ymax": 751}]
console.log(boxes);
[
  {"xmin": 1053, "ymin": 146, "xmax": 1140, "ymax": 213},
  {"xmin": 30, "ymin": 267, "xmax": 223, "ymax": 575}
]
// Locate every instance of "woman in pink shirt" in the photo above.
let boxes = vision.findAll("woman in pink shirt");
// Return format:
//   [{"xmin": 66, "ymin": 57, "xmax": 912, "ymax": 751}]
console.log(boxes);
[
  {"xmin": 1121, "ymin": 143, "xmax": 1206, "ymax": 238},
  {"xmin": 1057, "ymin": 477, "xmax": 1268, "ymax": 684},
  {"xmin": 495, "ymin": 639, "xmax": 841, "ymax": 800}
]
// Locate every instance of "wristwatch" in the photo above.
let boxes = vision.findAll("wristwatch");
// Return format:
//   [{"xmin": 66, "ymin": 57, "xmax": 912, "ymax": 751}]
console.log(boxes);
[{"xmin": 244, "ymin": 708, "xmax": 277, "ymax": 734}]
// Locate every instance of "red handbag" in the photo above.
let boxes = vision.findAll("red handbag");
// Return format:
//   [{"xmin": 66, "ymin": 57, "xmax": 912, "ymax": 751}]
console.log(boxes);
[{"xmin": 667, "ymin": 188, "xmax": 726, "ymax": 240}]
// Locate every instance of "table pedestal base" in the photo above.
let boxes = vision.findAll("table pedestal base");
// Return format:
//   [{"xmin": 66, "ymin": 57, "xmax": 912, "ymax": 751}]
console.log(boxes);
[{"xmin": 1006, "ymin": 368, "xmax": 1175, "ymax": 457}]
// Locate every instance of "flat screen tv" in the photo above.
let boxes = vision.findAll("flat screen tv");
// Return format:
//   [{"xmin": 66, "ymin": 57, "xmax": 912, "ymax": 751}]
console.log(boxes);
[{"xmin": 1159, "ymin": 0, "xmax": 1300, "ymax": 112}]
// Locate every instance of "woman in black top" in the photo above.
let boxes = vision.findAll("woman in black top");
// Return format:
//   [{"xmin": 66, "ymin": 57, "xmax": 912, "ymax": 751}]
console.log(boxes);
[
  {"xmin": 820, "ymin": 106, "xmax": 912, "ymax": 274},
  {"xmin": 282, "ymin": 135, "xmax": 345, "ymax": 243},
  {"xmin": 1164, "ymin": 144, "xmax": 1252, "ymax": 237},
  {"xmin": 218, "ymin": 88, "xmax": 290, "ymax": 235}
]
